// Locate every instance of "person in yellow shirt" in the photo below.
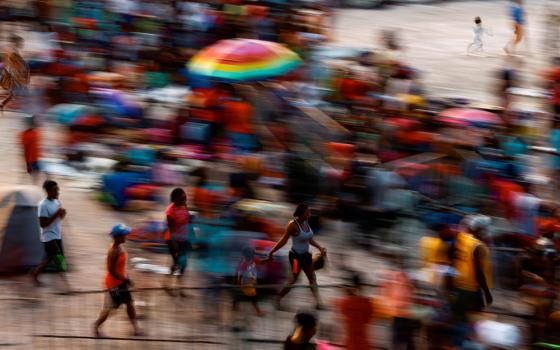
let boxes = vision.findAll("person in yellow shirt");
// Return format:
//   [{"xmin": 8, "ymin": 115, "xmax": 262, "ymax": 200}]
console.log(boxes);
[
  {"xmin": 451, "ymin": 215, "xmax": 493, "ymax": 322},
  {"xmin": 419, "ymin": 223, "xmax": 455, "ymax": 289}
]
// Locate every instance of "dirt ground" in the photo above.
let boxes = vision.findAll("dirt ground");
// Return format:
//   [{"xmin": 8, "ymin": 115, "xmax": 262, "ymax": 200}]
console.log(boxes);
[{"xmin": 0, "ymin": 0, "xmax": 555, "ymax": 348}]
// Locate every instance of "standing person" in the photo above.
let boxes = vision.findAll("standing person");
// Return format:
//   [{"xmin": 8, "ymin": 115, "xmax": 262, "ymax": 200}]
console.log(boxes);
[
  {"xmin": 451, "ymin": 215, "xmax": 493, "ymax": 322},
  {"xmin": 31, "ymin": 180, "xmax": 69, "ymax": 291},
  {"xmin": 284, "ymin": 312, "xmax": 318, "ymax": 350},
  {"xmin": 0, "ymin": 35, "xmax": 30, "ymax": 111},
  {"xmin": 380, "ymin": 257, "xmax": 417, "ymax": 350},
  {"xmin": 335, "ymin": 272, "xmax": 375, "ymax": 350},
  {"xmin": 94, "ymin": 224, "xmax": 141, "ymax": 337},
  {"xmin": 20, "ymin": 115, "xmax": 41, "ymax": 183},
  {"xmin": 504, "ymin": 0, "xmax": 526, "ymax": 55},
  {"xmin": 267, "ymin": 203, "xmax": 327, "ymax": 310},
  {"xmin": 163, "ymin": 188, "xmax": 190, "ymax": 294}
]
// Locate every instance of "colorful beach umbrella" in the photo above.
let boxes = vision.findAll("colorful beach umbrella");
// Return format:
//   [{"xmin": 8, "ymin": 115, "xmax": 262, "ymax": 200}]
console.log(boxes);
[
  {"xmin": 437, "ymin": 108, "xmax": 503, "ymax": 127},
  {"xmin": 188, "ymin": 39, "xmax": 302, "ymax": 82}
]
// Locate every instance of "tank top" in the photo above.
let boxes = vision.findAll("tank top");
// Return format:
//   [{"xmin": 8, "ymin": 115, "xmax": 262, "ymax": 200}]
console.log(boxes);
[
  {"xmin": 291, "ymin": 220, "xmax": 313, "ymax": 254},
  {"xmin": 104, "ymin": 246, "xmax": 128, "ymax": 290}
]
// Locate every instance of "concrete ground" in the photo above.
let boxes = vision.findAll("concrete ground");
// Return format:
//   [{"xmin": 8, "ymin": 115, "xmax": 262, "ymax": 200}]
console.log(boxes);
[{"xmin": 0, "ymin": 0, "xmax": 555, "ymax": 348}]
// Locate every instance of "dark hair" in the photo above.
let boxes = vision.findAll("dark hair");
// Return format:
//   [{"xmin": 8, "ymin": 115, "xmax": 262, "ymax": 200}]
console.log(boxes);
[
  {"xmin": 474, "ymin": 16, "xmax": 481, "ymax": 24},
  {"xmin": 294, "ymin": 312, "xmax": 317, "ymax": 332},
  {"xmin": 293, "ymin": 203, "xmax": 309, "ymax": 218},
  {"xmin": 10, "ymin": 35, "xmax": 22, "ymax": 44},
  {"xmin": 242, "ymin": 246, "xmax": 255, "ymax": 260},
  {"xmin": 42, "ymin": 180, "xmax": 58, "ymax": 192},
  {"xmin": 170, "ymin": 187, "xmax": 186, "ymax": 203}
]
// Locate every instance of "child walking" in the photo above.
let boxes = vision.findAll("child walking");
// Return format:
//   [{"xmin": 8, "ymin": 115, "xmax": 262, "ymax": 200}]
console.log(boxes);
[
  {"xmin": 234, "ymin": 246, "xmax": 267, "ymax": 318},
  {"xmin": 467, "ymin": 17, "xmax": 492, "ymax": 55}
]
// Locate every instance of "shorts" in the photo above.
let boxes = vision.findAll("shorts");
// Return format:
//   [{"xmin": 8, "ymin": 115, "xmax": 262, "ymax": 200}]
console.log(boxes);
[
  {"xmin": 44, "ymin": 239, "xmax": 64, "ymax": 259},
  {"xmin": 105, "ymin": 283, "xmax": 132, "ymax": 309},
  {"xmin": 44, "ymin": 239, "xmax": 66, "ymax": 272},
  {"xmin": 289, "ymin": 250, "xmax": 312, "ymax": 275}
]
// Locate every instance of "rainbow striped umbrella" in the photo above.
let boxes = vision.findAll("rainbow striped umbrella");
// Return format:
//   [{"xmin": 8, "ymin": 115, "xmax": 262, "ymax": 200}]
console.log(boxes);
[{"xmin": 188, "ymin": 39, "xmax": 302, "ymax": 82}]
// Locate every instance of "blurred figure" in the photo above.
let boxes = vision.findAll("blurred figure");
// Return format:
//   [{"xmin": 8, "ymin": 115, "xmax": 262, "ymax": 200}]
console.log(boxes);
[
  {"xmin": 335, "ymin": 272, "xmax": 375, "ymax": 350},
  {"xmin": 451, "ymin": 215, "xmax": 493, "ymax": 322},
  {"xmin": 498, "ymin": 67, "xmax": 517, "ymax": 111},
  {"xmin": 31, "ymin": 180, "xmax": 70, "ymax": 292},
  {"xmin": 379, "ymin": 258, "xmax": 417, "ymax": 350},
  {"xmin": 504, "ymin": 0, "xmax": 526, "ymax": 55},
  {"xmin": 516, "ymin": 237, "xmax": 558, "ymax": 342},
  {"xmin": 467, "ymin": 17, "xmax": 492, "ymax": 56},
  {"xmin": 94, "ymin": 224, "xmax": 141, "ymax": 337},
  {"xmin": 19, "ymin": 115, "xmax": 41, "ymax": 183},
  {"xmin": 163, "ymin": 188, "xmax": 190, "ymax": 294},
  {"xmin": 234, "ymin": 246, "xmax": 266, "ymax": 319},
  {"xmin": 268, "ymin": 203, "xmax": 327, "ymax": 310},
  {"xmin": 0, "ymin": 35, "xmax": 30, "ymax": 111},
  {"xmin": 284, "ymin": 312, "xmax": 318, "ymax": 350}
]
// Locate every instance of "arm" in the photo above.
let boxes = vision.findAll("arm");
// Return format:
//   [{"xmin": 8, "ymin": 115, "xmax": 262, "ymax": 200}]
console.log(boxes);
[
  {"xmin": 310, "ymin": 238, "xmax": 326, "ymax": 254},
  {"xmin": 267, "ymin": 222, "xmax": 294, "ymax": 258},
  {"xmin": 474, "ymin": 246, "xmax": 492, "ymax": 305},
  {"xmin": 39, "ymin": 209, "xmax": 62, "ymax": 228}
]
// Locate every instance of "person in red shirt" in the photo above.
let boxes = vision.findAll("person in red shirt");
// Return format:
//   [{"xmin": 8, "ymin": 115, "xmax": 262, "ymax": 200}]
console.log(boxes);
[
  {"xmin": 222, "ymin": 93, "xmax": 255, "ymax": 135},
  {"xmin": 164, "ymin": 188, "xmax": 190, "ymax": 293},
  {"xmin": 20, "ymin": 116, "xmax": 41, "ymax": 183},
  {"xmin": 336, "ymin": 272, "xmax": 375, "ymax": 350}
]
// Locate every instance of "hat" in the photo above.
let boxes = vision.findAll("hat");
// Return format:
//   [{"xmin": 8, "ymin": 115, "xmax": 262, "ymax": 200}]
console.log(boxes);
[
  {"xmin": 110, "ymin": 224, "xmax": 131, "ymax": 238},
  {"xmin": 461, "ymin": 214, "xmax": 491, "ymax": 233}
]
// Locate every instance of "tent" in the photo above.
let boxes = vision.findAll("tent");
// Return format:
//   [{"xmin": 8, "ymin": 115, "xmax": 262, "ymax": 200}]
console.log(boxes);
[{"xmin": 0, "ymin": 186, "xmax": 44, "ymax": 273}]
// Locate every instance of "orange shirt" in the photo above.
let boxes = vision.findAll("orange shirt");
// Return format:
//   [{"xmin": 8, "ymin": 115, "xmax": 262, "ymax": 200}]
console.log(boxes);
[
  {"xmin": 104, "ymin": 247, "xmax": 128, "ymax": 290},
  {"xmin": 20, "ymin": 129, "xmax": 40, "ymax": 164},
  {"xmin": 223, "ymin": 100, "xmax": 254, "ymax": 134},
  {"xmin": 337, "ymin": 295, "xmax": 374, "ymax": 350}
]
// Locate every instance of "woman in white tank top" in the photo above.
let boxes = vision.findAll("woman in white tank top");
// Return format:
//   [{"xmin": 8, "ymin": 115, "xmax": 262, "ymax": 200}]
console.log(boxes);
[{"xmin": 268, "ymin": 203, "xmax": 327, "ymax": 310}]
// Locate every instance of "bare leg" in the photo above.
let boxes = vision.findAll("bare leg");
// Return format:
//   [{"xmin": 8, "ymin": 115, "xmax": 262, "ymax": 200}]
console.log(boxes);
[
  {"xmin": 252, "ymin": 300, "xmax": 264, "ymax": 317},
  {"xmin": 31, "ymin": 258, "xmax": 52, "ymax": 285},
  {"xmin": 126, "ymin": 302, "xmax": 141, "ymax": 335},
  {"xmin": 302, "ymin": 266, "xmax": 323, "ymax": 308},
  {"xmin": 93, "ymin": 308, "xmax": 112, "ymax": 337},
  {"xmin": 276, "ymin": 273, "xmax": 298, "ymax": 308}
]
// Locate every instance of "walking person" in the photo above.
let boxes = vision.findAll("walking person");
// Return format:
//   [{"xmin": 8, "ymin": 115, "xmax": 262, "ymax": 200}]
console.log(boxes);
[
  {"xmin": 0, "ymin": 35, "xmax": 30, "ymax": 112},
  {"xmin": 163, "ymin": 188, "xmax": 190, "ymax": 295},
  {"xmin": 267, "ymin": 203, "xmax": 327, "ymax": 310},
  {"xmin": 449, "ymin": 215, "xmax": 493, "ymax": 346},
  {"xmin": 19, "ymin": 115, "xmax": 41, "ymax": 184},
  {"xmin": 94, "ymin": 224, "xmax": 141, "ymax": 337},
  {"xmin": 335, "ymin": 272, "xmax": 375, "ymax": 350},
  {"xmin": 467, "ymin": 17, "xmax": 492, "ymax": 56},
  {"xmin": 31, "ymin": 180, "xmax": 70, "ymax": 292},
  {"xmin": 504, "ymin": 0, "xmax": 526, "ymax": 55}
]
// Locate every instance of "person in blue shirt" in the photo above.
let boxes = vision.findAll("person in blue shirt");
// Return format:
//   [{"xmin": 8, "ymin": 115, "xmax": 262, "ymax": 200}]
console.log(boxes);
[{"xmin": 505, "ymin": 0, "xmax": 525, "ymax": 55}]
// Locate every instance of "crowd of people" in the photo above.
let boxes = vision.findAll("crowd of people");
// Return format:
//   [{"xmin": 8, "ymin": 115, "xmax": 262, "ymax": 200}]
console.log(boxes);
[{"xmin": 3, "ymin": 0, "xmax": 560, "ymax": 349}]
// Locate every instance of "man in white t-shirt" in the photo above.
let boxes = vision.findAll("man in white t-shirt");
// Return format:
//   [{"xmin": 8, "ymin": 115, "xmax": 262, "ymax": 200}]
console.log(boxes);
[{"xmin": 31, "ymin": 180, "xmax": 69, "ymax": 290}]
